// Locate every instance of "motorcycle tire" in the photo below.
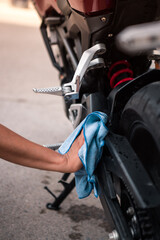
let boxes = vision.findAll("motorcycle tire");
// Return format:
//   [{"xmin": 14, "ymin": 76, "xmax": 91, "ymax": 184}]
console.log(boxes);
[{"xmin": 120, "ymin": 81, "xmax": 160, "ymax": 240}]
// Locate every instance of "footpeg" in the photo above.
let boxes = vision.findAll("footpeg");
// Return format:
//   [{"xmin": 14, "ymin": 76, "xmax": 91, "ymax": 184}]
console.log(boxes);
[
  {"xmin": 33, "ymin": 43, "xmax": 106, "ymax": 100},
  {"xmin": 33, "ymin": 86, "xmax": 63, "ymax": 96}
]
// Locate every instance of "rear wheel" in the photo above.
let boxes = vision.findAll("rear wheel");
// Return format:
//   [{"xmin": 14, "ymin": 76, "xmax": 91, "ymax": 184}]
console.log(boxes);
[{"xmin": 120, "ymin": 81, "xmax": 160, "ymax": 239}]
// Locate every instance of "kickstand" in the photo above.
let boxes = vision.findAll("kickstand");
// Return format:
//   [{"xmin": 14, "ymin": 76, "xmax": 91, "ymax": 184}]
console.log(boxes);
[{"xmin": 44, "ymin": 173, "xmax": 75, "ymax": 210}]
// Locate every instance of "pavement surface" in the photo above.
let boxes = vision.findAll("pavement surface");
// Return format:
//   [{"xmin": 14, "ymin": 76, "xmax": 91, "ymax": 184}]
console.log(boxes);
[{"xmin": 0, "ymin": 2, "xmax": 112, "ymax": 240}]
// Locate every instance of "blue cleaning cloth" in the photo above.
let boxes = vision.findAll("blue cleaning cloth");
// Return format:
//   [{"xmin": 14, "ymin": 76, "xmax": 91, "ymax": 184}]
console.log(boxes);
[{"xmin": 58, "ymin": 111, "xmax": 108, "ymax": 199}]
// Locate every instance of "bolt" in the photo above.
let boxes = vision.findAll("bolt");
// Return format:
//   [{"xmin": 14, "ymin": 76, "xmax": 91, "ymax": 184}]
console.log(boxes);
[
  {"xmin": 132, "ymin": 215, "xmax": 137, "ymax": 224},
  {"xmin": 101, "ymin": 17, "xmax": 107, "ymax": 22},
  {"xmin": 108, "ymin": 33, "xmax": 113, "ymax": 37},
  {"xmin": 108, "ymin": 230, "xmax": 119, "ymax": 240},
  {"xmin": 126, "ymin": 207, "xmax": 134, "ymax": 216}
]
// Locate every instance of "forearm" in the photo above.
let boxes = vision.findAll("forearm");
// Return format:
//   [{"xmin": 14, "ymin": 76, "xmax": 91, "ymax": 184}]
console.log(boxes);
[{"xmin": 0, "ymin": 124, "xmax": 66, "ymax": 172}]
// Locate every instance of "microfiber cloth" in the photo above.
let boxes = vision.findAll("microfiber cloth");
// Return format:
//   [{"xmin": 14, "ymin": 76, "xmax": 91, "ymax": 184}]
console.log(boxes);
[{"xmin": 58, "ymin": 111, "xmax": 108, "ymax": 199}]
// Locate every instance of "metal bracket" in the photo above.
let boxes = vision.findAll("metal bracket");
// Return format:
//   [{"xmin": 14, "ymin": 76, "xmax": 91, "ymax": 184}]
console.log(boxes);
[
  {"xmin": 33, "ymin": 43, "xmax": 106, "ymax": 100},
  {"xmin": 68, "ymin": 103, "xmax": 86, "ymax": 128},
  {"xmin": 63, "ymin": 43, "xmax": 106, "ymax": 100}
]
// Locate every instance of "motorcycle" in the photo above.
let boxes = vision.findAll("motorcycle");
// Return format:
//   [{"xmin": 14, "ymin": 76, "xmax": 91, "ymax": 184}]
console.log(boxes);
[{"xmin": 31, "ymin": 0, "xmax": 160, "ymax": 239}]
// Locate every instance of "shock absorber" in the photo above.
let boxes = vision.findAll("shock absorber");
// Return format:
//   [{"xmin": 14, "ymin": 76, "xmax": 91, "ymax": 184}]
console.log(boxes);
[{"xmin": 108, "ymin": 60, "xmax": 133, "ymax": 88}]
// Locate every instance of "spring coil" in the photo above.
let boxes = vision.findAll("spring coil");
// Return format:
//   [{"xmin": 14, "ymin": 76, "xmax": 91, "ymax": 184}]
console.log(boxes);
[{"xmin": 108, "ymin": 60, "xmax": 133, "ymax": 88}]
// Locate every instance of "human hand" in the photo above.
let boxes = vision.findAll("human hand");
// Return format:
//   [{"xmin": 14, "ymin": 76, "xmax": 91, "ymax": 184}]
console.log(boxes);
[{"xmin": 63, "ymin": 130, "xmax": 84, "ymax": 173}]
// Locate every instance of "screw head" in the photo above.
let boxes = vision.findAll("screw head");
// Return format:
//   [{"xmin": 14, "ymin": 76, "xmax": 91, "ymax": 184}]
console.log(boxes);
[
  {"xmin": 126, "ymin": 207, "xmax": 134, "ymax": 216},
  {"xmin": 108, "ymin": 33, "xmax": 113, "ymax": 37},
  {"xmin": 101, "ymin": 17, "xmax": 107, "ymax": 22}
]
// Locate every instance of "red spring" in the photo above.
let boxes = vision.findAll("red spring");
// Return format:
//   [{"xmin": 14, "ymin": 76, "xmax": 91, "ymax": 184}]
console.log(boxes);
[{"xmin": 108, "ymin": 60, "xmax": 133, "ymax": 88}]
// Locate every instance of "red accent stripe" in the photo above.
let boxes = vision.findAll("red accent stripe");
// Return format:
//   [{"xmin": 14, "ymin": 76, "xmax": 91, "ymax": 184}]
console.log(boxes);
[
  {"xmin": 110, "ymin": 68, "xmax": 133, "ymax": 88},
  {"xmin": 114, "ymin": 77, "xmax": 133, "ymax": 88},
  {"xmin": 108, "ymin": 60, "xmax": 131, "ymax": 79}
]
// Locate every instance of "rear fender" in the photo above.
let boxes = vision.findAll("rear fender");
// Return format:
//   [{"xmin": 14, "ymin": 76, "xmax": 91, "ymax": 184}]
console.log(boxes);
[{"xmin": 107, "ymin": 69, "xmax": 160, "ymax": 132}]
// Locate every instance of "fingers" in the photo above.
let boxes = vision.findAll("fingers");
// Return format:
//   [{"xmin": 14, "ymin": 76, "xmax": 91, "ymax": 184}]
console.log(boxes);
[{"xmin": 64, "ymin": 129, "xmax": 84, "ymax": 173}]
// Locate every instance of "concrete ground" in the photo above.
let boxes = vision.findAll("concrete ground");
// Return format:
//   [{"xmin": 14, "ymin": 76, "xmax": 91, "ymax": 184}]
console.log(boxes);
[{"xmin": 0, "ymin": 1, "xmax": 112, "ymax": 240}]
